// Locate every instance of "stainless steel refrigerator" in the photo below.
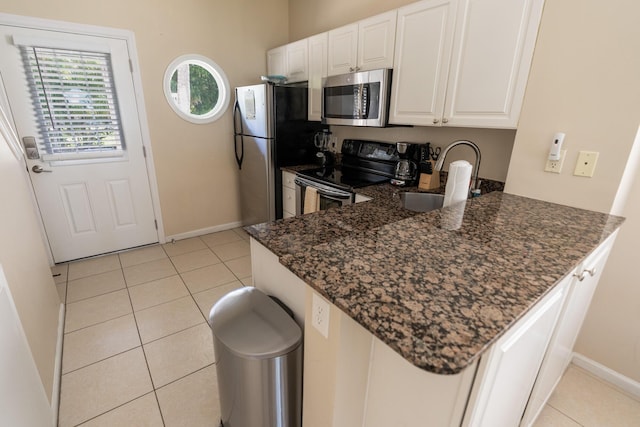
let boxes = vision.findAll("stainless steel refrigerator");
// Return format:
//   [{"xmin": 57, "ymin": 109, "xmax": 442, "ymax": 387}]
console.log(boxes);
[{"xmin": 233, "ymin": 82, "xmax": 325, "ymax": 226}]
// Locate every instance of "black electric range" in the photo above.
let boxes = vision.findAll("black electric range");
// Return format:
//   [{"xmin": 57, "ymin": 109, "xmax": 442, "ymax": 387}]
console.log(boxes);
[{"xmin": 296, "ymin": 139, "xmax": 399, "ymax": 192}]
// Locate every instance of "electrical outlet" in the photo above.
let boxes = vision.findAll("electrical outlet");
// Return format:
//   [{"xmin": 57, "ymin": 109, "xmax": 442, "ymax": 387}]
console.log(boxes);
[
  {"xmin": 574, "ymin": 151, "xmax": 599, "ymax": 177},
  {"xmin": 544, "ymin": 150, "xmax": 566, "ymax": 173},
  {"xmin": 311, "ymin": 293, "xmax": 330, "ymax": 338}
]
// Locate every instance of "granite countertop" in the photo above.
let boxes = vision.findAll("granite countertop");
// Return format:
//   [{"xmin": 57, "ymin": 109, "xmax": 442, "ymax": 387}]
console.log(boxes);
[{"xmin": 246, "ymin": 185, "xmax": 624, "ymax": 375}]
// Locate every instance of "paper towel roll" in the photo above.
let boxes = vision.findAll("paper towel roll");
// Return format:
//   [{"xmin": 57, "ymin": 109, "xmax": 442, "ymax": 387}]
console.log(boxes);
[{"xmin": 443, "ymin": 160, "xmax": 472, "ymax": 208}]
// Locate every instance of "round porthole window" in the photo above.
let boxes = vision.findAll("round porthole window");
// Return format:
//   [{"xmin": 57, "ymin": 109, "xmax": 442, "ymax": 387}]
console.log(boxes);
[{"xmin": 163, "ymin": 54, "xmax": 230, "ymax": 124}]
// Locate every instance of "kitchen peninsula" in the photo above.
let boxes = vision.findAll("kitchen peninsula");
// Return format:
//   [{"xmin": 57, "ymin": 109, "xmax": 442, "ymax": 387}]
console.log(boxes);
[{"xmin": 246, "ymin": 188, "xmax": 623, "ymax": 426}]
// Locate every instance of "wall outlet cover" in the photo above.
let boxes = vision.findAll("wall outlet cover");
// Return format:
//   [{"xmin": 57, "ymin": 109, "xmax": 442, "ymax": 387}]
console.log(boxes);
[
  {"xmin": 311, "ymin": 292, "xmax": 330, "ymax": 338},
  {"xmin": 544, "ymin": 150, "xmax": 566, "ymax": 173}
]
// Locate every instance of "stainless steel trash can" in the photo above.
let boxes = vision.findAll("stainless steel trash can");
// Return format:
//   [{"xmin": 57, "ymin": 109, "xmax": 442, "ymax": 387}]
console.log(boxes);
[{"xmin": 209, "ymin": 287, "xmax": 302, "ymax": 427}]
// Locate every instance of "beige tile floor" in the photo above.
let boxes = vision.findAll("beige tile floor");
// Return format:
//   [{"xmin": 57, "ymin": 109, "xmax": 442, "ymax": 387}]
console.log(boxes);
[
  {"xmin": 54, "ymin": 228, "xmax": 250, "ymax": 427},
  {"xmin": 52, "ymin": 228, "xmax": 640, "ymax": 426}
]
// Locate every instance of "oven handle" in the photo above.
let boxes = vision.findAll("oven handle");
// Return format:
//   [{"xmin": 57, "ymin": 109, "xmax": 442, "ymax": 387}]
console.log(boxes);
[{"xmin": 294, "ymin": 177, "xmax": 353, "ymax": 199}]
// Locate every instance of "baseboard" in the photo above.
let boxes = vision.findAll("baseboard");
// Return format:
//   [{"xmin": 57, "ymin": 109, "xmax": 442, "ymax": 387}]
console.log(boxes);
[
  {"xmin": 52, "ymin": 302, "xmax": 65, "ymax": 425},
  {"xmin": 165, "ymin": 221, "xmax": 243, "ymax": 242},
  {"xmin": 572, "ymin": 352, "xmax": 640, "ymax": 400}
]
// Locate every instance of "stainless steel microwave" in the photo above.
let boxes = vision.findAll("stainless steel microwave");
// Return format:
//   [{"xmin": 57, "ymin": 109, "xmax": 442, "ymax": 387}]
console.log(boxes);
[{"xmin": 321, "ymin": 68, "xmax": 392, "ymax": 127}]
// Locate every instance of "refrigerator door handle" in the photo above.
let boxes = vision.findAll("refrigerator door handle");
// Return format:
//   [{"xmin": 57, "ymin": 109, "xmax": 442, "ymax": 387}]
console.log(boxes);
[{"xmin": 233, "ymin": 100, "xmax": 244, "ymax": 169}]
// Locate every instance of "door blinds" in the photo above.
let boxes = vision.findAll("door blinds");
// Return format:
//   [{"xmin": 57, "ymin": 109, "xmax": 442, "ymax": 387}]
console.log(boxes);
[{"xmin": 19, "ymin": 45, "xmax": 125, "ymax": 161}]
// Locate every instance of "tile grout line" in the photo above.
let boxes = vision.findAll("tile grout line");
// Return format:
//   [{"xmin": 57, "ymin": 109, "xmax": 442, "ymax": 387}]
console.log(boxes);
[
  {"xmin": 69, "ymin": 391, "xmax": 159, "ymax": 427},
  {"xmin": 59, "ymin": 233, "xmax": 249, "ymax": 425},
  {"xmin": 545, "ymin": 402, "xmax": 585, "ymax": 426},
  {"xmin": 119, "ymin": 256, "xmax": 168, "ymax": 427}
]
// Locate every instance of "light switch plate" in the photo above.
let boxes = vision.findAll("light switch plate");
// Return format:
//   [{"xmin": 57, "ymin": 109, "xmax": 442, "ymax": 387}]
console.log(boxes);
[
  {"xmin": 574, "ymin": 151, "xmax": 599, "ymax": 177},
  {"xmin": 311, "ymin": 292, "xmax": 330, "ymax": 338}
]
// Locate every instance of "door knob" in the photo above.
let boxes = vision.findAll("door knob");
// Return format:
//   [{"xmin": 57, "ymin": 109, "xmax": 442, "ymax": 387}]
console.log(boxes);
[{"xmin": 32, "ymin": 165, "xmax": 52, "ymax": 173}]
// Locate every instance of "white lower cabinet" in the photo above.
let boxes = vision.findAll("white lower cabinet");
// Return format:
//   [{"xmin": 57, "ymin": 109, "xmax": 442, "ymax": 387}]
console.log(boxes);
[
  {"xmin": 282, "ymin": 171, "xmax": 297, "ymax": 218},
  {"xmin": 463, "ymin": 275, "xmax": 569, "ymax": 427},
  {"xmin": 520, "ymin": 231, "xmax": 618, "ymax": 426}
]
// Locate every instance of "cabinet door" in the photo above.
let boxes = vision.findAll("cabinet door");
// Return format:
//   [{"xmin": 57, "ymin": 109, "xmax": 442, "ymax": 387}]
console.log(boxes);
[
  {"xmin": 267, "ymin": 46, "xmax": 286, "ymax": 76},
  {"xmin": 286, "ymin": 39, "xmax": 308, "ymax": 83},
  {"xmin": 463, "ymin": 278, "xmax": 568, "ymax": 427},
  {"xmin": 389, "ymin": 0, "xmax": 458, "ymax": 126},
  {"xmin": 327, "ymin": 23, "xmax": 358, "ymax": 76},
  {"xmin": 308, "ymin": 33, "xmax": 328, "ymax": 121},
  {"xmin": 357, "ymin": 10, "xmax": 397, "ymax": 71},
  {"xmin": 443, "ymin": 0, "xmax": 545, "ymax": 128},
  {"xmin": 521, "ymin": 233, "xmax": 617, "ymax": 426}
]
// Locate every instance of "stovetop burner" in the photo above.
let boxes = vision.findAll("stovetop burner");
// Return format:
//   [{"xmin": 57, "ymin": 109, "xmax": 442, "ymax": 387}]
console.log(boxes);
[
  {"xmin": 296, "ymin": 140, "xmax": 403, "ymax": 191},
  {"xmin": 296, "ymin": 165, "xmax": 390, "ymax": 191}
]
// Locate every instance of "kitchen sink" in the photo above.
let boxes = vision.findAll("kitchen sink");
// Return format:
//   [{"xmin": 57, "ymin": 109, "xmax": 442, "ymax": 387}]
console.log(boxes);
[{"xmin": 399, "ymin": 192, "xmax": 444, "ymax": 212}]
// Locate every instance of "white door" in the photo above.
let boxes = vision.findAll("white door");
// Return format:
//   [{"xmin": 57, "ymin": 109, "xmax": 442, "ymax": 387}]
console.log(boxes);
[{"xmin": 0, "ymin": 25, "xmax": 158, "ymax": 263}]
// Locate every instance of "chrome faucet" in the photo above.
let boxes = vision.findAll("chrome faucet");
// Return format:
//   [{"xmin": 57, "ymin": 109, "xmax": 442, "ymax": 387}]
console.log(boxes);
[{"xmin": 434, "ymin": 140, "xmax": 482, "ymax": 192}]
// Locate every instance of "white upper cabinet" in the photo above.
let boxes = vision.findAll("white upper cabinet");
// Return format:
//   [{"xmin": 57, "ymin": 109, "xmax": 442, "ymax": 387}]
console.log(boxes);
[
  {"xmin": 390, "ymin": 0, "xmax": 544, "ymax": 128},
  {"xmin": 285, "ymin": 39, "xmax": 309, "ymax": 83},
  {"xmin": 267, "ymin": 39, "xmax": 309, "ymax": 83},
  {"xmin": 327, "ymin": 23, "xmax": 358, "ymax": 76},
  {"xmin": 389, "ymin": 0, "xmax": 458, "ymax": 126},
  {"xmin": 444, "ymin": 0, "xmax": 545, "ymax": 128},
  {"xmin": 308, "ymin": 33, "xmax": 328, "ymax": 121},
  {"xmin": 266, "ymin": 46, "xmax": 286, "ymax": 77},
  {"xmin": 327, "ymin": 10, "xmax": 397, "ymax": 76}
]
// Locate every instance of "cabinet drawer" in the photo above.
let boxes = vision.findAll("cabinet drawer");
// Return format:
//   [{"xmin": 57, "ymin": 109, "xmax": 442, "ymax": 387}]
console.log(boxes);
[
  {"xmin": 283, "ymin": 171, "xmax": 296, "ymax": 189},
  {"xmin": 283, "ymin": 185, "xmax": 296, "ymax": 215}
]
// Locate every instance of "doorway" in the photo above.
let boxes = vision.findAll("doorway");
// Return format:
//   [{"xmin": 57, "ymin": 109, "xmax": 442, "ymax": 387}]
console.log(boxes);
[{"xmin": 0, "ymin": 16, "xmax": 163, "ymax": 263}]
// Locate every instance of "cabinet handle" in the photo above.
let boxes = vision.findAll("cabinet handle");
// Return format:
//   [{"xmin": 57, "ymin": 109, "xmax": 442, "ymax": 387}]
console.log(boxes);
[
  {"xmin": 432, "ymin": 118, "xmax": 439, "ymax": 124},
  {"xmin": 573, "ymin": 268, "xmax": 597, "ymax": 282},
  {"xmin": 349, "ymin": 67, "xmax": 355, "ymax": 72},
  {"xmin": 442, "ymin": 118, "xmax": 449, "ymax": 124}
]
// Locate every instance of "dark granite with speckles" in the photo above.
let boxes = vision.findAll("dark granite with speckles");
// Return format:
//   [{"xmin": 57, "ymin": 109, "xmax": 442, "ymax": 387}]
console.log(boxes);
[{"xmin": 246, "ymin": 187, "xmax": 624, "ymax": 375}]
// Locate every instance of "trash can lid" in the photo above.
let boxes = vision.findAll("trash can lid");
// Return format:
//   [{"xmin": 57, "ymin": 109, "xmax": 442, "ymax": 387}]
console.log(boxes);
[{"xmin": 209, "ymin": 287, "xmax": 302, "ymax": 359}]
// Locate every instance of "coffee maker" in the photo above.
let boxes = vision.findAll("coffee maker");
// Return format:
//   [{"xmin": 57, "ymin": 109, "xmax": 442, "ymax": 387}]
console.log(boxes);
[
  {"xmin": 314, "ymin": 129, "xmax": 334, "ymax": 168},
  {"xmin": 390, "ymin": 142, "xmax": 418, "ymax": 186}
]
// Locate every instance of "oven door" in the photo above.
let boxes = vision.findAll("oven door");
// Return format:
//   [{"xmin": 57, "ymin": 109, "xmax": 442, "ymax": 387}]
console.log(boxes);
[{"xmin": 294, "ymin": 176, "xmax": 353, "ymax": 215}]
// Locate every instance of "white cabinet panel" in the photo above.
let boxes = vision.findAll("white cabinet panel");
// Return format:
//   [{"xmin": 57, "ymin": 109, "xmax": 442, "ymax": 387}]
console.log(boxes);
[
  {"xmin": 286, "ymin": 39, "xmax": 308, "ymax": 83},
  {"xmin": 444, "ymin": 0, "xmax": 545, "ymax": 128},
  {"xmin": 389, "ymin": 0, "xmax": 457, "ymax": 126},
  {"xmin": 283, "ymin": 186, "xmax": 296, "ymax": 217},
  {"xmin": 266, "ymin": 46, "xmax": 286, "ymax": 76},
  {"xmin": 308, "ymin": 33, "xmax": 328, "ymax": 121},
  {"xmin": 521, "ymin": 233, "xmax": 618, "ymax": 426},
  {"xmin": 267, "ymin": 41, "xmax": 308, "ymax": 83},
  {"xmin": 357, "ymin": 10, "xmax": 397, "ymax": 71},
  {"xmin": 390, "ymin": 0, "xmax": 544, "ymax": 128},
  {"xmin": 328, "ymin": 11, "xmax": 397, "ymax": 76},
  {"xmin": 282, "ymin": 171, "xmax": 297, "ymax": 218},
  {"xmin": 327, "ymin": 24, "xmax": 358, "ymax": 76},
  {"xmin": 464, "ymin": 277, "xmax": 568, "ymax": 427}
]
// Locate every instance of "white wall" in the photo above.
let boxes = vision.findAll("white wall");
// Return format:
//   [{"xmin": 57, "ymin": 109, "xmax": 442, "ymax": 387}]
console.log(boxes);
[
  {"xmin": 0, "ymin": 130, "xmax": 62, "ymax": 403},
  {"xmin": 505, "ymin": 0, "xmax": 640, "ymax": 381}
]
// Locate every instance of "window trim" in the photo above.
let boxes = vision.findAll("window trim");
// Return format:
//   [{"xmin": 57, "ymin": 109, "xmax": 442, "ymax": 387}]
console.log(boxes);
[{"xmin": 162, "ymin": 54, "xmax": 231, "ymax": 124}]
